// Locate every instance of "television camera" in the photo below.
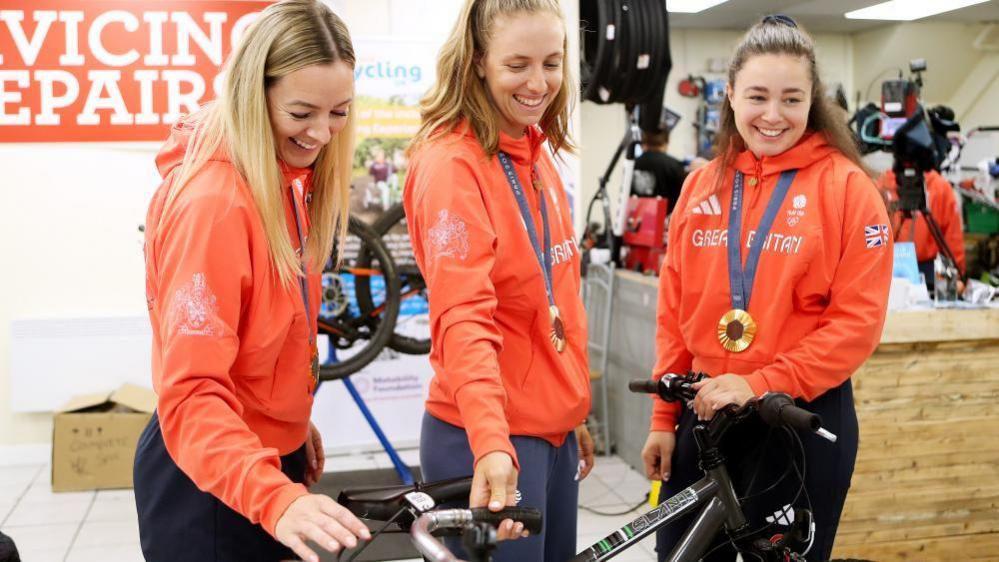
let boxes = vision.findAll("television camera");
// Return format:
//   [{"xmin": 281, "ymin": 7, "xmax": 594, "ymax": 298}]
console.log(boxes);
[{"xmin": 855, "ymin": 59, "xmax": 964, "ymax": 288}]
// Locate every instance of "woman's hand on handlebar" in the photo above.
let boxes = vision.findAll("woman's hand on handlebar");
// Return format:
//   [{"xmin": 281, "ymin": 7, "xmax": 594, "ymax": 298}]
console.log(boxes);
[
  {"xmin": 641, "ymin": 431, "xmax": 675, "ymax": 482},
  {"xmin": 275, "ymin": 494, "xmax": 372, "ymax": 562},
  {"xmin": 691, "ymin": 374, "xmax": 754, "ymax": 421},
  {"xmin": 470, "ymin": 451, "xmax": 528, "ymax": 540}
]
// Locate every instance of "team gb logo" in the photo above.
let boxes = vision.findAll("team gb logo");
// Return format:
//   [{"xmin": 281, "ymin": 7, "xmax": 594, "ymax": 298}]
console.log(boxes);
[{"xmin": 787, "ymin": 194, "xmax": 807, "ymax": 226}]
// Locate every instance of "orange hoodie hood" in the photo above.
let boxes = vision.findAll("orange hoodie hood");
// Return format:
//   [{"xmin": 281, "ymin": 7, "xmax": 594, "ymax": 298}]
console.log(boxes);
[{"xmin": 731, "ymin": 132, "xmax": 839, "ymax": 177}]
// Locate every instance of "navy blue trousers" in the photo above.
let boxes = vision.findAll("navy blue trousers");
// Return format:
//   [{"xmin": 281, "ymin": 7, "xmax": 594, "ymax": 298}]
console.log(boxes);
[
  {"xmin": 419, "ymin": 412, "xmax": 579, "ymax": 562},
  {"xmin": 133, "ymin": 412, "xmax": 307, "ymax": 562},
  {"xmin": 655, "ymin": 381, "xmax": 858, "ymax": 562}
]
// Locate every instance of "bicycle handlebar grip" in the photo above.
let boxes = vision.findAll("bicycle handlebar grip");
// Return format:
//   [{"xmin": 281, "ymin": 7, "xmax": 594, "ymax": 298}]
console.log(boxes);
[
  {"xmin": 628, "ymin": 379, "xmax": 659, "ymax": 394},
  {"xmin": 758, "ymin": 393, "xmax": 822, "ymax": 432},
  {"xmin": 780, "ymin": 404, "xmax": 822, "ymax": 432},
  {"xmin": 469, "ymin": 507, "xmax": 543, "ymax": 535}
]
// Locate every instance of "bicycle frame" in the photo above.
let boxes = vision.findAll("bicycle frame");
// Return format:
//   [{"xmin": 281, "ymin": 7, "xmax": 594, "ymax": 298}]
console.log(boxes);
[
  {"xmin": 572, "ymin": 456, "xmax": 745, "ymax": 562},
  {"xmin": 575, "ymin": 380, "xmax": 828, "ymax": 562}
]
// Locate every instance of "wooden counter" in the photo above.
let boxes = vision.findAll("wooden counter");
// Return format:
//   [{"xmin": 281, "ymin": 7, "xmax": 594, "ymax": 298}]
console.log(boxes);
[
  {"xmin": 833, "ymin": 307, "xmax": 999, "ymax": 561},
  {"xmin": 598, "ymin": 271, "xmax": 999, "ymax": 560}
]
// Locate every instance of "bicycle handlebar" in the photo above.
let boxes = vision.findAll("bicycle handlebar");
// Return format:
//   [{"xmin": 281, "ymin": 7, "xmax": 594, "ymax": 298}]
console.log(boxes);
[
  {"xmin": 411, "ymin": 507, "xmax": 544, "ymax": 562},
  {"xmin": 629, "ymin": 372, "xmax": 704, "ymax": 402},
  {"xmin": 631, "ymin": 373, "xmax": 836, "ymax": 442}
]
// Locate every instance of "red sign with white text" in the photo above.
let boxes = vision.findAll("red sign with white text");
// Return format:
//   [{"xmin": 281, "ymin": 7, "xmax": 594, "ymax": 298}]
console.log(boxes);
[{"xmin": 0, "ymin": 1, "xmax": 270, "ymax": 142}]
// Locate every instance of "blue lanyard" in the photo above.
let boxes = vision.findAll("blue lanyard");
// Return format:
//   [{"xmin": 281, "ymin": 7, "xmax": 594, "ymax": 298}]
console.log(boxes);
[
  {"xmin": 497, "ymin": 152, "xmax": 556, "ymax": 309},
  {"xmin": 288, "ymin": 180, "xmax": 318, "ymax": 390},
  {"xmin": 727, "ymin": 170, "xmax": 798, "ymax": 311},
  {"xmin": 288, "ymin": 182, "xmax": 312, "ymax": 323}
]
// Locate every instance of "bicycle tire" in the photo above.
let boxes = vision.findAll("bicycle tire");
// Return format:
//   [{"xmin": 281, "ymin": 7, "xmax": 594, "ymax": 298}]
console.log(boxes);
[
  {"xmin": 317, "ymin": 216, "xmax": 401, "ymax": 380},
  {"xmin": 362, "ymin": 203, "xmax": 431, "ymax": 355}
]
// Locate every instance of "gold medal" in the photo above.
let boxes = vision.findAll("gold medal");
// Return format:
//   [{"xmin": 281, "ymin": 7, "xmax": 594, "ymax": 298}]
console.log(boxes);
[
  {"xmin": 549, "ymin": 306, "xmax": 567, "ymax": 353},
  {"xmin": 717, "ymin": 309, "xmax": 757, "ymax": 353}
]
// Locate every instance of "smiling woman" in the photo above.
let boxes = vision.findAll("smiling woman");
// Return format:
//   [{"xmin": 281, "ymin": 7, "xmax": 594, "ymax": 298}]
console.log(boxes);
[
  {"xmin": 473, "ymin": 10, "xmax": 565, "ymax": 139},
  {"xmin": 402, "ymin": 1, "xmax": 594, "ymax": 561},
  {"xmin": 727, "ymin": 54, "xmax": 812, "ymax": 158},
  {"xmin": 642, "ymin": 15, "xmax": 892, "ymax": 562},
  {"xmin": 133, "ymin": 2, "xmax": 372, "ymax": 562},
  {"xmin": 267, "ymin": 62, "xmax": 354, "ymax": 169}
]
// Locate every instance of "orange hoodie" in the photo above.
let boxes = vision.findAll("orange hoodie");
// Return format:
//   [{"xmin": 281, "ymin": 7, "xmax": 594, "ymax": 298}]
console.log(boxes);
[
  {"xmin": 144, "ymin": 112, "xmax": 319, "ymax": 536},
  {"xmin": 878, "ymin": 169, "xmax": 965, "ymax": 273},
  {"xmin": 651, "ymin": 133, "xmax": 893, "ymax": 432},
  {"xmin": 404, "ymin": 124, "xmax": 591, "ymax": 467}
]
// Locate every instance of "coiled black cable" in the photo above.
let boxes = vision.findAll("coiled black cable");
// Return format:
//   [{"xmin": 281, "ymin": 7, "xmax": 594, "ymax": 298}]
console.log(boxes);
[
  {"xmin": 580, "ymin": 0, "xmax": 618, "ymax": 103},
  {"xmin": 580, "ymin": 0, "xmax": 672, "ymax": 132}
]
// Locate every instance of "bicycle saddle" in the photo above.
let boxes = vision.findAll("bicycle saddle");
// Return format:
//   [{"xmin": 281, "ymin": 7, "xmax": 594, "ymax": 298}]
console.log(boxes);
[{"xmin": 338, "ymin": 475, "xmax": 473, "ymax": 522}]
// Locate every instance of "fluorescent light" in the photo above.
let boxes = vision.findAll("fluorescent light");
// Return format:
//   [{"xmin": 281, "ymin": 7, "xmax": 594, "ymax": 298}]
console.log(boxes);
[
  {"xmin": 845, "ymin": 0, "xmax": 990, "ymax": 21},
  {"xmin": 667, "ymin": 0, "xmax": 730, "ymax": 14}
]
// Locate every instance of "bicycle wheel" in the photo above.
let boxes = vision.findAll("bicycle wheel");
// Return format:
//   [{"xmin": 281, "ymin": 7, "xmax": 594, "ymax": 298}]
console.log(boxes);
[
  {"xmin": 356, "ymin": 203, "xmax": 432, "ymax": 355},
  {"xmin": 317, "ymin": 216, "xmax": 401, "ymax": 380}
]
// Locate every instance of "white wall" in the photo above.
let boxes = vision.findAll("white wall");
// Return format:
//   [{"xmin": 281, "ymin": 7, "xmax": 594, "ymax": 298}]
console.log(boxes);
[
  {"xmin": 851, "ymin": 21, "xmax": 999, "ymax": 172},
  {"xmin": 851, "ymin": 22, "xmax": 991, "ymax": 111}
]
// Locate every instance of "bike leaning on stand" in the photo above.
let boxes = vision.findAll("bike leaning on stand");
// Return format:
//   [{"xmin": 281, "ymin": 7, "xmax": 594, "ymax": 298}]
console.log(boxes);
[{"xmin": 316, "ymin": 216, "xmax": 401, "ymax": 380}]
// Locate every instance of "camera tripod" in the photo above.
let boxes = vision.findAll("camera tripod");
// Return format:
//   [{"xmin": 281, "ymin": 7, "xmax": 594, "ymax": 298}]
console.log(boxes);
[{"xmin": 892, "ymin": 164, "xmax": 963, "ymax": 291}]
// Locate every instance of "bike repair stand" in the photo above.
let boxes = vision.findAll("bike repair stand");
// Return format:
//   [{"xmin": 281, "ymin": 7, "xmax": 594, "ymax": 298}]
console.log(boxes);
[{"xmin": 322, "ymin": 342, "xmax": 415, "ymax": 485}]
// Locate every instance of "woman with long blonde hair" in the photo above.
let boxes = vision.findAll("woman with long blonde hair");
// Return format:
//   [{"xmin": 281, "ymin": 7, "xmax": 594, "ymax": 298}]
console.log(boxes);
[
  {"xmin": 405, "ymin": 0, "xmax": 594, "ymax": 560},
  {"xmin": 134, "ymin": 2, "xmax": 370, "ymax": 561}
]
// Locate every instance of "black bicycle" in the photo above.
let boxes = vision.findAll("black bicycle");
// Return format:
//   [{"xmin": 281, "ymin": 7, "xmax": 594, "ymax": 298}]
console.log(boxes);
[
  {"xmin": 337, "ymin": 476, "xmax": 543, "ymax": 562},
  {"xmin": 363, "ymin": 203, "xmax": 431, "ymax": 355},
  {"xmin": 317, "ymin": 216, "xmax": 401, "ymax": 380},
  {"xmin": 572, "ymin": 373, "xmax": 835, "ymax": 562}
]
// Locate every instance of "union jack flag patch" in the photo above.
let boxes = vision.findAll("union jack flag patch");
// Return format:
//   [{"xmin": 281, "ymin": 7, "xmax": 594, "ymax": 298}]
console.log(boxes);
[{"xmin": 864, "ymin": 224, "xmax": 890, "ymax": 248}]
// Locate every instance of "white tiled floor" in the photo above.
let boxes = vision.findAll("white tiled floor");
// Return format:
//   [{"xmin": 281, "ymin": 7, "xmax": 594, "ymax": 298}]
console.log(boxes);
[{"xmin": 0, "ymin": 453, "xmax": 657, "ymax": 561}]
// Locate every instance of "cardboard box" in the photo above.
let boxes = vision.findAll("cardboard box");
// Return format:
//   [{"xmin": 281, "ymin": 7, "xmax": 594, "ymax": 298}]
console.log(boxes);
[{"xmin": 51, "ymin": 383, "xmax": 157, "ymax": 492}]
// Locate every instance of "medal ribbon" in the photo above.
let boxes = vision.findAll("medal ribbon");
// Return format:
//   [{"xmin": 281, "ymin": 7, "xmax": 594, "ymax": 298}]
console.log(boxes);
[
  {"xmin": 727, "ymin": 169, "xmax": 798, "ymax": 311},
  {"xmin": 288, "ymin": 180, "xmax": 319, "ymax": 392},
  {"xmin": 497, "ymin": 152, "xmax": 557, "ymax": 312}
]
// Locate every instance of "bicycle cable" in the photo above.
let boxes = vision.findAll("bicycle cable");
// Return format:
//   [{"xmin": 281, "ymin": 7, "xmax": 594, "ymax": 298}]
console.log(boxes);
[
  {"xmin": 730, "ymin": 427, "xmax": 809, "ymax": 534},
  {"xmin": 343, "ymin": 505, "xmax": 408, "ymax": 562},
  {"xmin": 739, "ymin": 427, "xmax": 777, "ymax": 499},
  {"xmin": 698, "ymin": 425, "xmax": 811, "ymax": 561},
  {"xmin": 786, "ymin": 428, "xmax": 815, "ymax": 557},
  {"xmin": 738, "ymin": 428, "xmax": 797, "ymax": 503}
]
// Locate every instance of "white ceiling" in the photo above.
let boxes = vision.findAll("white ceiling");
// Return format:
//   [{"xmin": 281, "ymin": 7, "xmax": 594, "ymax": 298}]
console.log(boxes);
[{"xmin": 668, "ymin": 0, "xmax": 999, "ymax": 33}]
